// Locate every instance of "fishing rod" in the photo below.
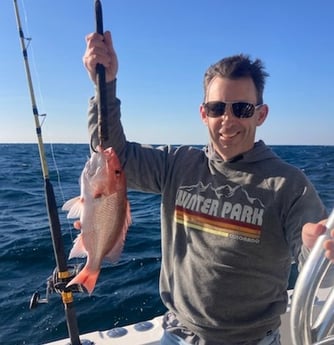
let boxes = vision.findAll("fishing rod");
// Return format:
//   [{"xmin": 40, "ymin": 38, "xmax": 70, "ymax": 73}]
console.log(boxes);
[
  {"xmin": 95, "ymin": 0, "xmax": 109, "ymax": 149},
  {"xmin": 13, "ymin": 1, "xmax": 82, "ymax": 344}
]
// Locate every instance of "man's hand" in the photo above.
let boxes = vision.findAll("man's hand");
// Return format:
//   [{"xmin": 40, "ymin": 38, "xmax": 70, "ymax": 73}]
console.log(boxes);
[
  {"xmin": 83, "ymin": 31, "xmax": 118, "ymax": 84},
  {"xmin": 302, "ymin": 220, "xmax": 334, "ymax": 261}
]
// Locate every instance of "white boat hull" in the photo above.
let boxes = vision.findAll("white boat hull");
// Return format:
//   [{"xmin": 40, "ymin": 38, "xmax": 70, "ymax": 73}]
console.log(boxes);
[{"xmin": 44, "ymin": 288, "xmax": 332, "ymax": 345}]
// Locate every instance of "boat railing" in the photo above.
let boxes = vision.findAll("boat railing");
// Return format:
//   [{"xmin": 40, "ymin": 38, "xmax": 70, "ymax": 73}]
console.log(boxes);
[{"xmin": 290, "ymin": 209, "xmax": 334, "ymax": 345}]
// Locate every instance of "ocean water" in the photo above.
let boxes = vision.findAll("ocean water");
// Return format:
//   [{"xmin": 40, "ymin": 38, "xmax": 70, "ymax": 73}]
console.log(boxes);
[{"xmin": 0, "ymin": 143, "xmax": 333, "ymax": 345}]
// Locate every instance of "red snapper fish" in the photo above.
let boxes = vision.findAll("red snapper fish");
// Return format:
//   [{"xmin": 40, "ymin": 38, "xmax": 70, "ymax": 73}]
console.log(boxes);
[{"xmin": 62, "ymin": 146, "xmax": 131, "ymax": 294}]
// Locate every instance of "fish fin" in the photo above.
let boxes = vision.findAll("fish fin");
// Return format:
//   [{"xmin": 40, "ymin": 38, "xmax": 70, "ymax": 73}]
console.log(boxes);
[
  {"xmin": 62, "ymin": 196, "xmax": 83, "ymax": 218},
  {"xmin": 125, "ymin": 200, "xmax": 132, "ymax": 228},
  {"xmin": 68, "ymin": 234, "xmax": 88, "ymax": 259},
  {"xmin": 105, "ymin": 201, "xmax": 132, "ymax": 263},
  {"xmin": 66, "ymin": 266, "xmax": 100, "ymax": 295}
]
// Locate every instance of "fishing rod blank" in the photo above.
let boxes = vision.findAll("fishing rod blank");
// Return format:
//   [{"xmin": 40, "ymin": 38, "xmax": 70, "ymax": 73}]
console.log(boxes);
[{"xmin": 13, "ymin": 1, "xmax": 82, "ymax": 344}]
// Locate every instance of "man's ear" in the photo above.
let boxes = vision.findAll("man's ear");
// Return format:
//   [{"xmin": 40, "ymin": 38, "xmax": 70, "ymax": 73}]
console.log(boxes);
[
  {"xmin": 200, "ymin": 104, "xmax": 208, "ymax": 125},
  {"xmin": 256, "ymin": 104, "xmax": 269, "ymax": 126}
]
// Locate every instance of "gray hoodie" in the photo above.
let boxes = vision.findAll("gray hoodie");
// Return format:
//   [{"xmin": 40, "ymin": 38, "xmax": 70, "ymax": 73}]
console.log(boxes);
[{"xmin": 88, "ymin": 80, "xmax": 327, "ymax": 344}]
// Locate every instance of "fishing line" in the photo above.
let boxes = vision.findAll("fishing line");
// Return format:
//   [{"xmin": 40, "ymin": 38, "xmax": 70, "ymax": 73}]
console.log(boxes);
[
  {"xmin": 49, "ymin": 144, "xmax": 77, "ymax": 246},
  {"xmin": 21, "ymin": 0, "xmax": 47, "ymax": 124},
  {"xmin": 21, "ymin": 0, "xmax": 75, "ymax": 244}
]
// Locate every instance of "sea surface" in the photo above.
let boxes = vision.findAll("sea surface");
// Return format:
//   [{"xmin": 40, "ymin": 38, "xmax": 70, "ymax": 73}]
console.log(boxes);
[{"xmin": 0, "ymin": 144, "xmax": 333, "ymax": 345}]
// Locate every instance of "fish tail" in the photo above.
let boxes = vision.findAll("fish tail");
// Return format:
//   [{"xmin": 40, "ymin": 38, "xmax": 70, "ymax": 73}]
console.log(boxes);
[{"xmin": 66, "ymin": 266, "xmax": 100, "ymax": 294}]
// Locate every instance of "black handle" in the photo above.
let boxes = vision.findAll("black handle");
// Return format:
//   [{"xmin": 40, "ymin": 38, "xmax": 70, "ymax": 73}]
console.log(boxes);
[{"xmin": 95, "ymin": 0, "xmax": 108, "ymax": 148}]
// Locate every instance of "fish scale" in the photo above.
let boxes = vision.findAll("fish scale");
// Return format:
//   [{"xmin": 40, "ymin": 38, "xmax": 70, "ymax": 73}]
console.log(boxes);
[{"xmin": 62, "ymin": 146, "xmax": 131, "ymax": 294}]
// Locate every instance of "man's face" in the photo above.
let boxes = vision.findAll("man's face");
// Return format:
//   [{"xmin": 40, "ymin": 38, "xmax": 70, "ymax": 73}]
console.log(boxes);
[{"xmin": 200, "ymin": 76, "xmax": 268, "ymax": 160}]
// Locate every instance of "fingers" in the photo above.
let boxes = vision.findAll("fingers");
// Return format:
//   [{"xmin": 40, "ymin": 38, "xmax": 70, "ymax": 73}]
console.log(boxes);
[
  {"xmin": 302, "ymin": 222, "xmax": 326, "ymax": 249},
  {"xmin": 83, "ymin": 31, "xmax": 118, "ymax": 84},
  {"xmin": 83, "ymin": 32, "xmax": 109, "ymax": 81},
  {"xmin": 324, "ymin": 229, "xmax": 334, "ymax": 262},
  {"xmin": 103, "ymin": 31, "xmax": 119, "ymax": 82},
  {"xmin": 303, "ymin": 221, "xmax": 334, "ymax": 262},
  {"xmin": 104, "ymin": 31, "xmax": 113, "ymax": 52},
  {"xmin": 73, "ymin": 220, "xmax": 81, "ymax": 230}
]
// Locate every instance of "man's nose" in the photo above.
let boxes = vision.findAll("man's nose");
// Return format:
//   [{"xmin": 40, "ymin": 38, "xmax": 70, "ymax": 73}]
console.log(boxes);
[{"xmin": 221, "ymin": 104, "xmax": 235, "ymax": 120}]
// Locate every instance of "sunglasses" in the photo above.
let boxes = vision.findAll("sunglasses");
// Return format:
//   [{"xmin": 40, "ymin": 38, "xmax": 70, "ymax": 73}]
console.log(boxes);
[{"xmin": 203, "ymin": 101, "xmax": 263, "ymax": 119}]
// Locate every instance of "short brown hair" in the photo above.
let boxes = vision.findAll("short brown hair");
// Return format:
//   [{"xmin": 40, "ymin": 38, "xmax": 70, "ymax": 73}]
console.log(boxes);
[{"xmin": 203, "ymin": 54, "xmax": 269, "ymax": 104}]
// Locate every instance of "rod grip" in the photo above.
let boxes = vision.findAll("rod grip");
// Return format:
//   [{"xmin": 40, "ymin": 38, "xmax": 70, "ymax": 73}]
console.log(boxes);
[{"xmin": 94, "ymin": 0, "xmax": 108, "ymax": 148}]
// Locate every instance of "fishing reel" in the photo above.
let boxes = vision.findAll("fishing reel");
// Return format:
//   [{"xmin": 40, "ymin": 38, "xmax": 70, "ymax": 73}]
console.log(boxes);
[{"xmin": 29, "ymin": 264, "xmax": 85, "ymax": 309}]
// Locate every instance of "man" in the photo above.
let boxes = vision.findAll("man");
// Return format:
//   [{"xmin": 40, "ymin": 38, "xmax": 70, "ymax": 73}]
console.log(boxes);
[{"xmin": 83, "ymin": 31, "xmax": 332, "ymax": 345}]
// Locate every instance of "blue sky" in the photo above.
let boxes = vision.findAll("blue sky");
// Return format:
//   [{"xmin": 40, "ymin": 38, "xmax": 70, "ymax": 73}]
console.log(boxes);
[{"xmin": 1, "ymin": 0, "xmax": 333, "ymax": 145}]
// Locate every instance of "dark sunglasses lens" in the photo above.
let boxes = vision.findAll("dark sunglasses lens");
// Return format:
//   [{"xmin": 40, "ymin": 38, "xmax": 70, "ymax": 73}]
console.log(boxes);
[
  {"xmin": 205, "ymin": 102, "xmax": 226, "ymax": 117},
  {"xmin": 232, "ymin": 103, "xmax": 255, "ymax": 118}
]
